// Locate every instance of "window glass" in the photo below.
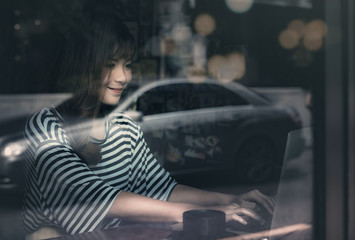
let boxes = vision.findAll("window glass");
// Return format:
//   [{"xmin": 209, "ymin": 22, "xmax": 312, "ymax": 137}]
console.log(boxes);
[
  {"xmin": 136, "ymin": 88, "xmax": 165, "ymax": 115},
  {"xmin": 3, "ymin": 0, "xmax": 348, "ymax": 239}
]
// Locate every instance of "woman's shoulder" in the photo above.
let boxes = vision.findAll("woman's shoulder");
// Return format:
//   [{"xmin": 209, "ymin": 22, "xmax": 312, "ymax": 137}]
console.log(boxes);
[
  {"xmin": 29, "ymin": 107, "xmax": 62, "ymax": 123},
  {"xmin": 26, "ymin": 107, "xmax": 63, "ymax": 132},
  {"xmin": 25, "ymin": 107, "xmax": 67, "ymax": 144}
]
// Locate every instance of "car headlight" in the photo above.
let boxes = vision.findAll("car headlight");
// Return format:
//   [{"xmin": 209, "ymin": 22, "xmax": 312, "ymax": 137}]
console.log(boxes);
[{"xmin": 1, "ymin": 141, "xmax": 27, "ymax": 160}]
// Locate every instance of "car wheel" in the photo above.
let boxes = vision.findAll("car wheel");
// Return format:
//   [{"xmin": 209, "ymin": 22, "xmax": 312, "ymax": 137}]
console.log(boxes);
[{"xmin": 234, "ymin": 136, "xmax": 277, "ymax": 183}]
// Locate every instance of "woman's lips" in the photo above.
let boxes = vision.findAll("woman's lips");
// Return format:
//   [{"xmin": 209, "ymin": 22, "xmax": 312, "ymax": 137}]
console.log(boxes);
[{"xmin": 108, "ymin": 87, "xmax": 123, "ymax": 94}]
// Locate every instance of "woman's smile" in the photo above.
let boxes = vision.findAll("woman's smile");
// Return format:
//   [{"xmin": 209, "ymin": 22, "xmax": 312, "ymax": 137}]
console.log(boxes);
[{"xmin": 108, "ymin": 86, "xmax": 124, "ymax": 94}]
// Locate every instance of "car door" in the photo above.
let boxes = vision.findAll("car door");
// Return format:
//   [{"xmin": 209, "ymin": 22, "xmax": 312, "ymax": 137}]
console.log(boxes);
[
  {"xmin": 124, "ymin": 82, "xmax": 252, "ymax": 176},
  {"xmin": 171, "ymin": 83, "xmax": 252, "ymax": 172},
  {"xmin": 130, "ymin": 83, "xmax": 194, "ymax": 170},
  {"xmin": 160, "ymin": 83, "xmax": 226, "ymax": 172}
]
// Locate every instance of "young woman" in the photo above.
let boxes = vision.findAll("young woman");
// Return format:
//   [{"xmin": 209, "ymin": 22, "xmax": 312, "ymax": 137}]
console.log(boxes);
[{"xmin": 22, "ymin": 7, "xmax": 274, "ymax": 240}]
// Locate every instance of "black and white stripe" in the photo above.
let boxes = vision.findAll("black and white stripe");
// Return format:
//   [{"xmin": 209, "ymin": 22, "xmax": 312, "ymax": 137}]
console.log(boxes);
[{"xmin": 22, "ymin": 108, "xmax": 177, "ymax": 235}]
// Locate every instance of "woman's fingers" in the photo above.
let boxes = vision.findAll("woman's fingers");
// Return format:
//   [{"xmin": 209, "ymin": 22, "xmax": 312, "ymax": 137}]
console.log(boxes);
[
  {"xmin": 224, "ymin": 205, "xmax": 264, "ymax": 225},
  {"xmin": 242, "ymin": 189, "xmax": 276, "ymax": 214},
  {"xmin": 231, "ymin": 214, "xmax": 248, "ymax": 225},
  {"xmin": 254, "ymin": 190, "xmax": 275, "ymax": 214},
  {"xmin": 240, "ymin": 201, "xmax": 256, "ymax": 209}
]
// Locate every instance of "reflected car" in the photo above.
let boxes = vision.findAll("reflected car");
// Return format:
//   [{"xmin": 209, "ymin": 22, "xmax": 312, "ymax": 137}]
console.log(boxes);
[
  {"xmin": 117, "ymin": 78, "xmax": 301, "ymax": 184},
  {"xmin": 0, "ymin": 78, "xmax": 301, "ymax": 190}
]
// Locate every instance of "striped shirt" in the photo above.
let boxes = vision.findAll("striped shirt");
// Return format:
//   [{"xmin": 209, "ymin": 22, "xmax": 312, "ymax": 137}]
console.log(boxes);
[{"xmin": 22, "ymin": 107, "xmax": 177, "ymax": 235}]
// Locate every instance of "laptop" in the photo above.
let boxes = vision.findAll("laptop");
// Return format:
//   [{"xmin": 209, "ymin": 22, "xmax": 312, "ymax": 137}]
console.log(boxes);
[{"xmin": 224, "ymin": 127, "xmax": 313, "ymax": 240}]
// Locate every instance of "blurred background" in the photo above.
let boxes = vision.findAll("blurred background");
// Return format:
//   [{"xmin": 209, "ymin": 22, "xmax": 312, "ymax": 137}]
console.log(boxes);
[
  {"xmin": 0, "ymin": 0, "xmax": 323, "ymax": 94},
  {"xmin": 0, "ymin": 0, "xmax": 328, "ymax": 239}
]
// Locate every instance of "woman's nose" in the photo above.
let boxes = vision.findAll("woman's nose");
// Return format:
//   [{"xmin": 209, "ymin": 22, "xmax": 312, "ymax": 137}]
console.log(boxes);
[{"xmin": 112, "ymin": 66, "xmax": 130, "ymax": 83}]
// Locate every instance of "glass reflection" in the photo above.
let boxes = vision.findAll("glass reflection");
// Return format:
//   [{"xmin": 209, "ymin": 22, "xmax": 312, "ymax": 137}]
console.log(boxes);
[{"xmin": 225, "ymin": 0, "xmax": 254, "ymax": 13}]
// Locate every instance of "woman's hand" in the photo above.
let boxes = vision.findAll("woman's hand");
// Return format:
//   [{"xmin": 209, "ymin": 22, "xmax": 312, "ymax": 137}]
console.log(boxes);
[
  {"xmin": 211, "ymin": 190, "xmax": 275, "ymax": 225},
  {"xmin": 225, "ymin": 189, "xmax": 276, "ymax": 215},
  {"xmin": 208, "ymin": 203, "xmax": 263, "ymax": 225}
]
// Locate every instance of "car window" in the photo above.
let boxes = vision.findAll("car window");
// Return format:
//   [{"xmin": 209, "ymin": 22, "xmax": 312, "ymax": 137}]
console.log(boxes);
[
  {"xmin": 136, "ymin": 87, "xmax": 165, "ymax": 115},
  {"xmin": 119, "ymin": 83, "xmax": 139, "ymax": 103},
  {"xmin": 195, "ymin": 84, "xmax": 249, "ymax": 108},
  {"xmin": 133, "ymin": 83, "xmax": 249, "ymax": 115},
  {"xmin": 135, "ymin": 84, "xmax": 189, "ymax": 114}
]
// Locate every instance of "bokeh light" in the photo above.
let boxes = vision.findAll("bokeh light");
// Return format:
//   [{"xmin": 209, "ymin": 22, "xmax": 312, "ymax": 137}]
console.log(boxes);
[
  {"xmin": 288, "ymin": 19, "xmax": 306, "ymax": 39},
  {"xmin": 34, "ymin": 19, "xmax": 42, "ymax": 26},
  {"xmin": 208, "ymin": 55, "xmax": 225, "ymax": 80},
  {"xmin": 226, "ymin": 52, "xmax": 246, "ymax": 80},
  {"xmin": 278, "ymin": 29, "xmax": 300, "ymax": 49},
  {"xmin": 207, "ymin": 52, "xmax": 246, "ymax": 83},
  {"xmin": 194, "ymin": 13, "xmax": 216, "ymax": 36},
  {"xmin": 225, "ymin": 0, "xmax": 254, "ymax": 14},
  {"xmin": 14, "ymin": 24, "xmax": 21, "ymax": 30},
  {"xmin": 279, "ymin": 19, "xmax": 327, "ymax": 52},
  {"xmin": 303, "ymin": 32, "xmax": 324, "ymax": 51},
  {"xmin": 305, "ymin": 19, "xmax": 327, "ymax": 38},
  {"xmin": 303, "ymin": 19, "xmax": 327, "ymax": 51}
]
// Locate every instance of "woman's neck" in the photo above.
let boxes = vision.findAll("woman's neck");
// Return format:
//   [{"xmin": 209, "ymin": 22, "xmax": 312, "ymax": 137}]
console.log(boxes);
[
  {"xmin": 90, "ymin": 103, "xmax": 114, "ymax": 141},
  {"xmin": 90, "ymin": 118, "xmax": 107, "ymax": 141}
]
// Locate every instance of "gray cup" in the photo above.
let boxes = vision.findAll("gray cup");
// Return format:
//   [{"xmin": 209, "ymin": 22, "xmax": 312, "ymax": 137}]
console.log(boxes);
[{"xmin": 183, "ymin": 209, "xmax": 226, "ymax": 239}]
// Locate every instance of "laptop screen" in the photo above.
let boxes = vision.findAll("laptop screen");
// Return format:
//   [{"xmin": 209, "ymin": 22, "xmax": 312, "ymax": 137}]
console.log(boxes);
[
  {"xmin": 222, "ymin": 128, "xmax": 313, "ymax": 240},
  {"xmin": 269, "ymin": 127, "xmax": 313, "ymax": 239}
]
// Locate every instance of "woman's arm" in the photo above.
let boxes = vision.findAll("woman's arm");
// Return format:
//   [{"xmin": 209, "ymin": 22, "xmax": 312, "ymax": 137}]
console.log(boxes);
[
  {"xmin": 168, "ymin": 184, "xmax": 231, "ymax": 206},
  {"xmin": 107, "ymin": 190, "xmax": 263, "ymax": 224},
  {"xmin": 107, "ymin": 191, "xmax": 199, "ymax": 222}
]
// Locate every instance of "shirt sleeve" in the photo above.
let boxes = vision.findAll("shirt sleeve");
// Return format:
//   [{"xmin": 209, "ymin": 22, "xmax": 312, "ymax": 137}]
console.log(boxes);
[
  {"xmin": 25, "ymin": 109, "xmax": 121, "ymax": 234},
  {"xmin": 127, "ymin": 122, "xmax": 177, "ymax": 201}
]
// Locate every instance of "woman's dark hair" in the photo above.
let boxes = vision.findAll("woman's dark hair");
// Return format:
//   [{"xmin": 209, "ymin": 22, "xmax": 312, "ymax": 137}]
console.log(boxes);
[{"xmin": 56, "ymin": 7, "xmax": 136, "ymax": 165}]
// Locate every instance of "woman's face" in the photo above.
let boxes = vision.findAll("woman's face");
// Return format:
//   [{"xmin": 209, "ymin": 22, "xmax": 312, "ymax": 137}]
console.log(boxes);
[{"xmin": 100, "ymin": 59, "xmax": 132, "ymax": 105}]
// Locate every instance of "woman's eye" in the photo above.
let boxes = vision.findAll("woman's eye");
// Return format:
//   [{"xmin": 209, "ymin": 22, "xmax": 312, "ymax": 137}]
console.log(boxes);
[
  {"xmin": 125, "ymin": 63, "xmax": 132, "ymax": 69},
  {"xmin": 106, "ymin": 62, "xmax": 116, "ymax": 68},
  {"xmin": 106, "ymin": 61, "xmax": 117, "ymax": 68}
]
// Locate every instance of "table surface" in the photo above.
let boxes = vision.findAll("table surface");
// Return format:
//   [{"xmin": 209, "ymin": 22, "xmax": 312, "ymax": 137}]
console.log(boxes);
[
  {"xmin": 48, "ymin": 222, "xmax": 312, "ymax": 240},
  {"xmin": 49, "ymin": 224, "xmax": 173, "ymax": 240}
]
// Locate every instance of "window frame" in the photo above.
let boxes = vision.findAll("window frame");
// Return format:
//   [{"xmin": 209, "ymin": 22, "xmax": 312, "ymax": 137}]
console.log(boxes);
[{"xmin": 313, "ymin": 0, "xmax": 355, "ymax": 239}]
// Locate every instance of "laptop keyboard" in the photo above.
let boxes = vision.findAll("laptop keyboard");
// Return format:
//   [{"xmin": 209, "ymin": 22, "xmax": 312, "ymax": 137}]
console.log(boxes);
[{"xmin": 225, "ymin": 206, "xmax": 273, "ymax": 234}]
